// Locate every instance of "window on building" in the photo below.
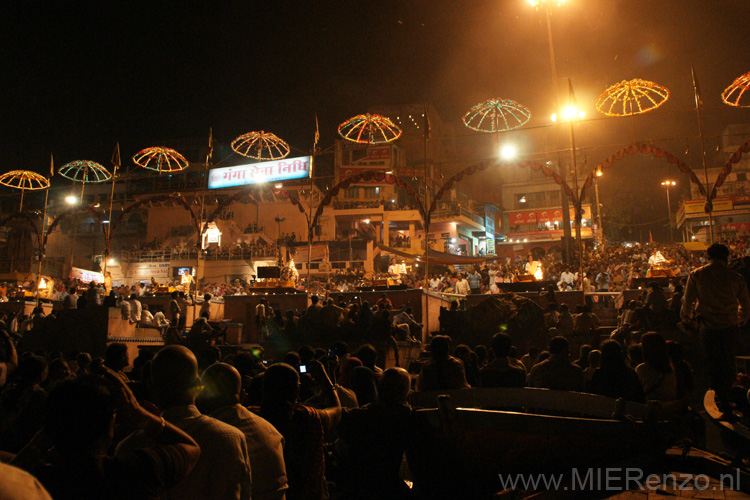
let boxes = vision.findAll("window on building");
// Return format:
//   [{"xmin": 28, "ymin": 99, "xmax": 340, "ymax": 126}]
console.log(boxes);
[
  {"xmin": 362, "ymin": 187, "xmax": 379, "ymax": 199},
  {"xmin": 345, "ymin": 187, "xmax": 359, "ymax": 199},
  {"xmin": 738, "ymin": 173, "xmax": 747, "ymax": 182}
]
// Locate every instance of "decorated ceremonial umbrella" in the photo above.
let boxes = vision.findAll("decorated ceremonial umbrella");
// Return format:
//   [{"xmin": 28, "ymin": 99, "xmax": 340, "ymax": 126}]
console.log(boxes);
[
  {"xmin": 722, "ymin": 70, "xmax": 750, "ymax": 108},
  {"xmin": 0, "ymin": 170, "xmax": 50, "ymax": 211},
  {"xmin": 462, "ymin": 98, "xmax": 531, "ymax": 132},
  {"xmin": 231, "ymin": 131, "xmax": 290, "ymax": 160},
  {"xmin": 338, "ymin": 114, "xmax": 402, "ymax": 144},
  {"xmin": 132, "ymin": 146, "xmax": 189, "ymax": 173},
  {"xmin": 595, "ymin": 78, "xmax": 670, "ymax": 117},
  {"xmin": 59, "ymin": 160, "xmax": 112, "ymax": 201}
]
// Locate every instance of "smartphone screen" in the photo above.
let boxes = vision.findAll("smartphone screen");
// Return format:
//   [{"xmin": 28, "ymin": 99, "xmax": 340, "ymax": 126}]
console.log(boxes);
[{"xmin": 299, "ymin": 365, "xmax": 307, "ymax": 373}]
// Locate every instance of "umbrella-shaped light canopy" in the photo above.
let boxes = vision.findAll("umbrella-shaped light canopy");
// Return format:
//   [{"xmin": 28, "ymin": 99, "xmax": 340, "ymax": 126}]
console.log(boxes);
[
  {"xmin": 462, "ymin": 98, "xmax": 531, "ymax": 132},
  {"xmin": 231, "ymin": 131, "xmax": 290, "ymax": 160},
  {"xmin": 59, "ymin": 160, "xmax": 112, "ymax": 183},
  {"xmin": 338, "ymin": 114, "xmax": 402, "ymax": 144},
  {"xmin": 133, "ymin": 147, "xmax": 189, "ymax": 173},
  {"xmin": 595, "ymin": 79, "xmax": 670, "ymax": 116},
  {"xmin": 722, "ymin": 71, "xmax": 750, "ymax": 108},
  {"xmin": 0, "ymin": 170, "xmax": 50, "ymax": 191}
]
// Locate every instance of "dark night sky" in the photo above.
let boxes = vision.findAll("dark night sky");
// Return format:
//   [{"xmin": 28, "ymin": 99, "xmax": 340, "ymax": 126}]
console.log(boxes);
[{"xmin": 2, "ymin": 0, "xmax": 750, "ymax": 208}]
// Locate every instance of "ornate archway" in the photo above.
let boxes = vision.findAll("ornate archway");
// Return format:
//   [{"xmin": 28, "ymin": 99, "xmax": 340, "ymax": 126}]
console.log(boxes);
[
  {"xmin": 710, "ymin": 138, "xmax": 750, "ymax": 201},
  {"xmin": 310, "ymin": 171, "xmax": 426, "ymax": 230},
  {"xmin": 110, "ymin": 194, "xmax": 199, "ymax": 251},
  {"xmin": 43, "ymin": 206, "xmax": 107, "ymax": 255},
  {"xmin": 578, "ymin": 143, "xmax": 707, "ymax": 206}
]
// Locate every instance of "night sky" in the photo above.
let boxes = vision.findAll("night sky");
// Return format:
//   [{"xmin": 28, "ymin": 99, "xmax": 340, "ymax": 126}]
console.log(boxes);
[{"xmin": 2, "ymin": 0, "xmax": 750, "ymax": 230}]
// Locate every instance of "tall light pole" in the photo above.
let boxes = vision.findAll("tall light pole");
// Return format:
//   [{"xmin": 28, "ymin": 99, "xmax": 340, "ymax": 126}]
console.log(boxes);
[
  {"xmin": 527, "ymin": 0, "xmax": 572, "ymax": 263},
  {"xmin": 661, "ymin": 180, "xmax": 676, "ymax": 242},
  {"xmin": 594, "ymin": 167, "xmax": 604, "ymax": 249},
  {"xmin": 551, "ymin": 84, "xmax": 585, "ymax": 289},
  {"xmin": 66, "ymin": 195, "xmax": 78, "ymax": 274}
]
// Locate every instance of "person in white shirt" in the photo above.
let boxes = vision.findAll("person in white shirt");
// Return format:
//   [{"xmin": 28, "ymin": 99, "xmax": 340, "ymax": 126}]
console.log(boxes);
[
  {"xmin": 200, "ymin": 294, "xmax": 212, "ymax": 320},
  {"xmin": 557, "ymin": 267, "xmax": 577, "ymax": 290},
  {"xmin": 429, "ymin": 275, "xmax": 440, "ymax": 290},
  {"xmin": 117, "ymin": 346, "xmax": 253, "ymax": 500},
  {"xmin": 63, "ymin": 287, "xmax": 78, "ymax": 310},
  {"xmin": 489, "ymin": 282, "xmax": 500, "ymax": 294},
  {"xmin": 201, "ymin": 363, "xmax": 288, "ymax": 500},
  {"xmin": 129, "ymin": 294, "xmax": 142, "ymax": 323},
  {"xmin": 153, "ymin": 309, "xmax": 169, "ymax": 327},
  {"xmin": 141, "ymin": 303, "xmax": 155, "ymax": 325},
  {"xmin": 118, "ymin": 295, "xmax": 131, "ymax": 321},
  {"xmin": 455, "ymin": 274, "xmax": 471, "ymax": 295}
]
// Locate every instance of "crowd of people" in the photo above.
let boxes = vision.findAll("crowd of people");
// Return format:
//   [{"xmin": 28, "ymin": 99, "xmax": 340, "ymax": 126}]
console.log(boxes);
[{"xmin": 0, "ymin": 241, "xmax": 748, "ymax": 498}]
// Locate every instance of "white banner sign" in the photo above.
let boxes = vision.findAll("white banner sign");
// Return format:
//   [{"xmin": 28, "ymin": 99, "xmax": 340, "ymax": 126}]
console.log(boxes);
[
  {"xmin": 70, "ymin": 267, "xmax": 104, "ymax": 284},
  {"xmin": 208, "ymin": 156, "xmax": 310, "ymax": 189},
  {"xmin": 131, "ymin": 262, "xmax": 171, "ymax": 280}
]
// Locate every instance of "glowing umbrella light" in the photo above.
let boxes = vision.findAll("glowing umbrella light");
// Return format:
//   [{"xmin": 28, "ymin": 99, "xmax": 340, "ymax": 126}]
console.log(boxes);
[
  {"xmin": 59, "ymin": 160, "xmax": 112, "ymax": 184},
  {"xmin": 595, "ymin": 79, "xmax": 670, "ymax": 116},
  {"xmin": 231, "ymin": 131, "xmax": 290, "ymax": 160},
  {"xmin": 338, "ymin": 114, "xmax": 402, "ymax": 144},
  {"xmin": 722, "ymin": 71, "xmax": 750, "ymax": 108},
  {"xmin": 462, "ymin": 98, "xmax": 531, "ymax": 132},
  {"xmin": 0, "ymin": 170, "xmax": 50, "ymax": 211},
  {"xmin": 133, "ymin": 147, "xmax": 189, "ymax": 173}
]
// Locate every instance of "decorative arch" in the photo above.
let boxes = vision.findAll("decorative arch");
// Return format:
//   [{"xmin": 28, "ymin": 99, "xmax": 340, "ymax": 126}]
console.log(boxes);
[
  {"xmin": 111, "ymin": 195, "xmax": 199, "ymax": 250},
  {"xmin": 427, "ymin": 160, "xmax": 575, "ymax": 225},
  {"xmin": 579, "ymin": 143, "xmax": 706, "ymax": 205},
  {"xmin": 710, "ymin": 138, "xmax": 750, "ymax": 201},
  {"xmin": 0, "ymin": 212, "xmax": 42, "ymax": 258},
  {"xmin": 311, "ymin": 171, "xmax": 425, "ymax": 230},
  {"xmin": 43, "ymin": 206, "xmax": 107, "ymax": 254}
]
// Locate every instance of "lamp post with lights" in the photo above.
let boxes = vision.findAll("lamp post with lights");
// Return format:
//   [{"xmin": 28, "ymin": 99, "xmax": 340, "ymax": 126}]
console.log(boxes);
[
  {"xmin": 661, "ymin": 180, "xmax": 676, "ymax": 242},
  {"xmin": 65, "ymin": 195, "xmax": 79, "ymax": 274},
  {"xmin": 551, "ymin": 80, "xmax": 585, "ymax": 289},
  {"xmin": 527, "ymin": 0, "xmax": 573, "ymax": 263},
  {"xmin": 594, "ymin": 167, "xmax": 604, "ymax": 249}
]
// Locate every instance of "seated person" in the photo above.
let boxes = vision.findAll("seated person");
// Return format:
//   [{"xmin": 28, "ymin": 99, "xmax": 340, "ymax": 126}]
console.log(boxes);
[
  {"xmin": 416, "ymin": 335, "xmax": 470, "ymax": 391},
  {"xmin": 528, "ymin": 336, "xmax": 585, "ymax": 392},
  {"xmin": 479, "ymin": 332, "xmax": 526, "ymax": 388}
]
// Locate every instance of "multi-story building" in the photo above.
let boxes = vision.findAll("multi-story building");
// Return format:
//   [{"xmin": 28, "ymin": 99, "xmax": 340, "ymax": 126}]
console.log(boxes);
[
  {"xmin": 494, "ymin": 158, "xmax": 593, "ymax": 260},
  {"xmin": 676, "ymin": 124, "xmax": 750, "ymax": 242}
]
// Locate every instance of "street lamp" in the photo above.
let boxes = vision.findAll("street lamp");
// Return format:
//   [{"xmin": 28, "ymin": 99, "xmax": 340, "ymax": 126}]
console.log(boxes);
[
  {"xmin": 594, "ymin": 166, "xmax": 604, "ymax": 248},
  {"xmin": 500, "ymin": 144, "xmax": 518, "ymax": 161},
  {"xmin": 66, "ymin": 195, "xmax": 79, "ymax": 273},
  {"xmin": 661, "ymin": 180, "xmax": 676, "ymax": 242},
  {"xmin": 552, "ymin": 84, "xmax": 585, "ymax": 289},
  {"xmin": 528, "ymin": 0, "xmax": 573, "ymax": 263}
]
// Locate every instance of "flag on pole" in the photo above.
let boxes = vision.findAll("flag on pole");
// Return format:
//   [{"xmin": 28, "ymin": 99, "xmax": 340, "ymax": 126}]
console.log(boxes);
[
  {"xmin": 206, "ymin": 127, "xmax": 213, "ymax": 168},
  {"xmin": 111, "ymin": 142, "xmax": 121, "ymax": 174},
  {"xmin": 50, "ymin": 154, "xmax": 54, "ymax": 177},
  {"xmin": 314, "ymin": 115, "xmax": 320, "ymax": 146},
  {"xmin": 691, "ymin": 64, "xmax": 703, "ymax": 108}
]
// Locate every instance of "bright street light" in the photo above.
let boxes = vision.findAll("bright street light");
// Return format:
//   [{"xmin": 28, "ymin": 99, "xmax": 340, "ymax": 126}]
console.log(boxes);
[
  {"xmin": 661, "ymin": 180, "xmax": 677, "ymax": 241},
  {"xmin": 500, "ymin": 144, "xmax": 517, "ymax": 160},
  {"xmin": 527, "ymin": 0, "xmax": 566, "ymax": 8},
  {"xmin": 551, "ymin": 105, "xmax": 585, "ymax": 122},
  {"xmin": 274, "ymin": 183, "xmax": 283, "ymax": 189},
  {"xmin": 65, "ymin": 195, "xmax": 77, "ymax": 205}
]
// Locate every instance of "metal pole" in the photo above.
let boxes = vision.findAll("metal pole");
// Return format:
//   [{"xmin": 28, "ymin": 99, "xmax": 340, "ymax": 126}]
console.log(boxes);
[
  {"xmin": 665, "ymin": 186, "xmax": 673, "ymax": 242},
  {"xmin": 423, "ymin": 104, "xmax": 430, "ymax": 343},
  {"xmin": 567, "ymin": 80, "xmax": 584, "ymax": 291},
  {"xmin": 36, "ymin": 185, "xmax": 50, "ymax": 305},
  {"xmin": 103, "ymin": 166, "xmax": 117, "ymax": 278},
  {"xmin": 692, "ymin": 65, "xmax": 714, "ymax": 243},
  {"xmin": 307, "ymin": 152, "xmax": 314, "ymax": 294},
  {"xmin": 594, "ymin": 177, "xmax": 603, "ymax": 249},
  {"xmin": 19, "ymin": 187, "xmax": 24, "ymax": 212},
  {"xmin": 545, "ymin": 7, "xmax": 571, "ymax": 264}
]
